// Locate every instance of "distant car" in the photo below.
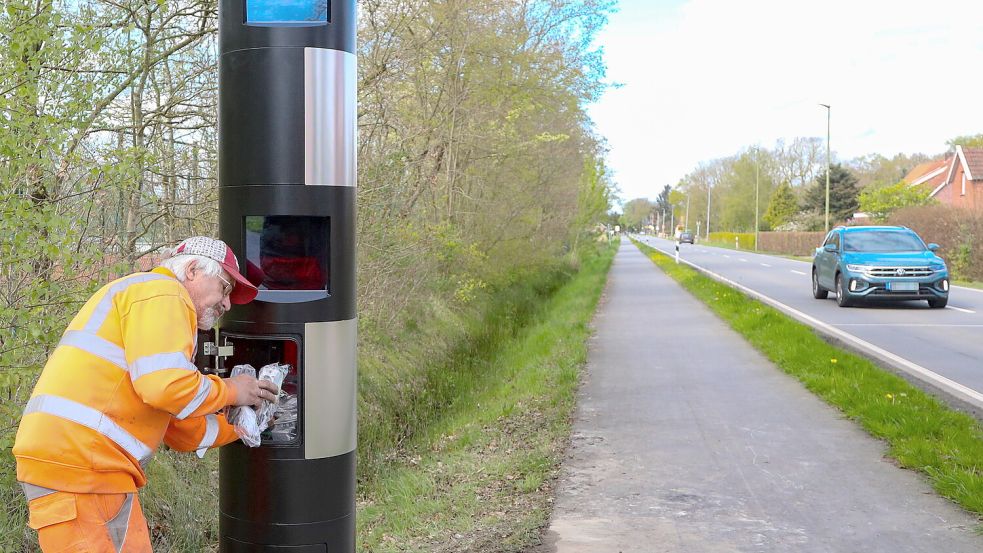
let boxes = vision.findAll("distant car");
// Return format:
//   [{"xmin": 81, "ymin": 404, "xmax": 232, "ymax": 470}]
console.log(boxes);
[
  {"xmin": 811, "ymin": 225, "xmax": 949, "ymax": 308},
  {"xmin": 678, "ymin": 231, "xmax": 695, "ymax": 244}
]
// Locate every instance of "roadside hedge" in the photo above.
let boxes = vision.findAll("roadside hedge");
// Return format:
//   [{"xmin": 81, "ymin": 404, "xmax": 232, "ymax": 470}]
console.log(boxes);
[{"xmin": 889, "ymin": 205, "xmax": 983, "ymax": 281}]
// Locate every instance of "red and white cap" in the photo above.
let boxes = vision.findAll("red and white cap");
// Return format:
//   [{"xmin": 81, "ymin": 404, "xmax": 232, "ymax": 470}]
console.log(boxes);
[{"xmin": 174, "ymin": 236, "xmax": 258, "ymax": 304}]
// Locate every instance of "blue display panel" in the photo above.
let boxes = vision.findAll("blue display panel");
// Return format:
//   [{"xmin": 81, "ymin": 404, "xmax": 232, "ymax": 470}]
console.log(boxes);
[{"xmin": 245, "ymin": 0, "xmax": 328, "ymax": 25}]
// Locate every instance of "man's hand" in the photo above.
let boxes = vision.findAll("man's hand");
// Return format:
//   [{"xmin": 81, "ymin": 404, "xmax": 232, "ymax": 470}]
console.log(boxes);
[{"xmin": 227, "ymin": 374, "xmax": 279, "ymax": 408}]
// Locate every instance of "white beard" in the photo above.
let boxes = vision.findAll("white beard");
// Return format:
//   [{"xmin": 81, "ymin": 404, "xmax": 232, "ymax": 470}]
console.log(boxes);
[{"xmin": 198, "ymin": 306, "xmax": 221, "ymax": 330}]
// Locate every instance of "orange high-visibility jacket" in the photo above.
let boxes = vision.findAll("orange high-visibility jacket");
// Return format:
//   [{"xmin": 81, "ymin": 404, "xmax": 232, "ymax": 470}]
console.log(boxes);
[{"xmin": 14, "ymin": 267, "xmax": 240, "ymax": 494}]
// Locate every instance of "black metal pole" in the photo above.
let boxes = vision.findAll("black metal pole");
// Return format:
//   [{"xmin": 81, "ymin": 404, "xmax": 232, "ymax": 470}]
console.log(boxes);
[{"xmin": 215, "ymin": 1, "xmax": 357, "ymax": 551}]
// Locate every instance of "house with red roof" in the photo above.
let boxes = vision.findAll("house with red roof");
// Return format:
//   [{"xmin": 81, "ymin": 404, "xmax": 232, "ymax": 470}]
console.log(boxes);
[{"xmin": 903, "ymin": 146, "xmax": 983, "ymax": 209}]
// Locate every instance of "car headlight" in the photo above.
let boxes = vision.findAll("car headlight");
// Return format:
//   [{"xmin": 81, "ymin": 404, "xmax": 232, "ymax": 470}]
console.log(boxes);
[
  {"xmin": 930, "ymin": 263, "xmax": 946, "ymax": 272},
  {"xmin": 846, "ymin": 264, "xmax": 871, "ymax": 273}
]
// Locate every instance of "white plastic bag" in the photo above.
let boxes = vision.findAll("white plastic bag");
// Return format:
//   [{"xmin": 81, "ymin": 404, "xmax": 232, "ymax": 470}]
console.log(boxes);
[
  {"xmin": 255, "ymin": 362, "xmax": 289, "ymax": 430},
  {"xmin": 227, "ymin": 364, "xmax": 262, "ymax": 447}
]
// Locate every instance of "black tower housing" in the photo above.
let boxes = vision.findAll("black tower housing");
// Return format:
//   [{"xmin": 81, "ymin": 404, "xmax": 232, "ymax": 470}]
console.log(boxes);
[{"xmin": 216, "ymin": 1, "xmax": 357, "ymax": 551}]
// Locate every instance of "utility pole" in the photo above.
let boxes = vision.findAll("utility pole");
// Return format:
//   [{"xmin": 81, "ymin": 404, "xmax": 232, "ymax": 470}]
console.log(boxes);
[
  {"xmin": 685, "ymin": 194, "xmax": 691, "ymax": 230},
  {"xmin": 705, "ymin": 177, "xmax": 712, "ymax": 239},
  {"xmin": 754, "ymin": 147, "xmax": 759, "ymax": 251},
  {"xmin": 820, "ymin": 103, "xmax": 831, "ymax": 233}
]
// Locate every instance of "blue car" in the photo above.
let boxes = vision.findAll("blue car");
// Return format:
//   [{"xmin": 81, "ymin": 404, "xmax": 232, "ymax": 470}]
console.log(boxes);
[{"xmin": 812, "ymin": 226, "xmax": 949, "ymax": 308}]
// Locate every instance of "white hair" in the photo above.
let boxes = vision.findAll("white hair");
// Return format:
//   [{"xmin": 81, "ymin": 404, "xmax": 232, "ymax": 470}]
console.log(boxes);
[{"xmin": 159, "ymin": 246, "xmax": 223, "ymax": 282}]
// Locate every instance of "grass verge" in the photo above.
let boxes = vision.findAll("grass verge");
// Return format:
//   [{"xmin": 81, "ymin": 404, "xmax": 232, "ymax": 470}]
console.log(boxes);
[
  {"xmin": 632, "ymin": 239, "xmax": 983, "ymax": 518},
  {"xmin": 356, "ymin": 240, "xmax": 617, "ymax": 551}
]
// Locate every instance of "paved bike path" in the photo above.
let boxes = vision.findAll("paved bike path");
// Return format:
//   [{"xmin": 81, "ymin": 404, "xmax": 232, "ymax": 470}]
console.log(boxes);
[{"xmin": 536, "ymin": 241, "xmax": 981, "ymax": 552}]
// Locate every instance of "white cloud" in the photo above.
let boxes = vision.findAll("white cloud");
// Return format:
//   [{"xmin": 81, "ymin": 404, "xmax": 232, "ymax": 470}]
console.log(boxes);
[{"xmin": 590, "ymin": 0, "xmax": 983, "ymax": 204}]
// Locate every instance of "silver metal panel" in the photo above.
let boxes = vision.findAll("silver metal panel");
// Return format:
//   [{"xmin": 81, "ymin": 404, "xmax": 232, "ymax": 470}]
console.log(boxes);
[
  {"xmin": 304, "ymin": 48, "xmax": 356, "ymax": 187},
  {"xmin": 304, "ymin": 319, "xmax": 357, "ymax": 459}
]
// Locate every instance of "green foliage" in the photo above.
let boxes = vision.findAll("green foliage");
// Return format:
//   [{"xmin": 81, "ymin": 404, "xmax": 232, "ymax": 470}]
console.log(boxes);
[
  {"xmin": 572, "ymin": 155, "xmax": 615, "ymax": 249},
  {"xmin": 716, "ymin": 149, "xmax": 776, "ymax": 232},
  {"xmin": 858, "ymin": 180, "xmax": 936, "ymax": 222},
  {"xmin": 946, "ymin": 134, "xmax": 983, "ymax": 149},
  {"xmin": 708, "ymin": 232, "xmax": 755, "ymax": 250},
  {"xmin": 805, "ymin": 163, "xmax": 860, "ymax": 225},
  {"xmin": 620, "ymin": 198, "xmax": 654, "ymax": 230},
  {"xmin": 358, "ymin": 240, "xmax": 616, "ymax": 551},
  {"xmin": 763, "ymin": 182, "xmax": 799, "ymax": 229}
]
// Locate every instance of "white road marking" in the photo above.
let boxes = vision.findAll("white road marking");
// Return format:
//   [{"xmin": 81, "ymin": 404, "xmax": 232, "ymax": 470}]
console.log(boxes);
[
  {"xmin": 634, "ymin": 240, "xmax": 983, "ymax": 410},
  {"xmin": 791, "ymin": 270, "xmax": 807, "ymax": 276},
  {"xmin": 739, "ymin": 258, "xmax": 748, "ymax": 263},
  {"xmin": 947, "ymin": 305, "xmax": 976, "ymax": 314},
  {"xmin": 723, "ymin": 254, "xmax": 731, "ymax": 258},
  {"xmin": 760, "ymin": 263, "xmax": 772, "ymax": 267}
]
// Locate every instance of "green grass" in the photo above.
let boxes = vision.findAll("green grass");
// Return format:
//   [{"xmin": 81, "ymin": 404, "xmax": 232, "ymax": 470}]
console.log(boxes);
[
  {"xmin": 357, "ymin": 240, "xmax": 617, "ymax": 552},
  {"xmin": 954, "ymin": 279, "xmax": 983, "ymax": 291},
  {"xmin": 633, "ymin": 238, "xmax": 983, "ymax": 518}
]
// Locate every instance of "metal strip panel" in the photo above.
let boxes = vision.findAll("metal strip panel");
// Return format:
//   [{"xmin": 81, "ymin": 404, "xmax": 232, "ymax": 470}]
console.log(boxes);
[
  {"xmin": 304, "ymin": 48, "xmax": 356, "ymax": 187},
  {"xmin": 304, "ymin": 319, "xmax": 357, "ymax": 459}
]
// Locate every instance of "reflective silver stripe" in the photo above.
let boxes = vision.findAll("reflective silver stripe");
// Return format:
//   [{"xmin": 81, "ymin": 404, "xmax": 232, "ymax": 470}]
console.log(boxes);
[
  {"xmin": 196, "ymin": 414, "xmax": 219, "ymax": 458},
  {"xmin": 20, "ymin": 483, "xmax": 57, "ymax": 501},
  {"xmin": 304, "ymin": 319, "xmax": 357, "ymax": 459},
  {"xmin": 130, "ymin": 351, "xmax": 196, "ymax": 381},
  {"xmin": 176, "ymin": 377, "xmax": 213, "ymax": 420},
  {"xmin": 305, "ymin": 48, "xmax": 356, "ymax": 186},
  {"xmin": 25, "ymin": 395, "xmax": 153, "ymax": 463},
  {"xmin": 84, "ymin": 273, "xmax": 172, "ymax": 333},
  {"xmin": 106, "ymin": 493, "xmax": 133, "ymax": 552},
  {"xmin": 59, "ymin": 330, "xmax": 127, "ymax": 370}
]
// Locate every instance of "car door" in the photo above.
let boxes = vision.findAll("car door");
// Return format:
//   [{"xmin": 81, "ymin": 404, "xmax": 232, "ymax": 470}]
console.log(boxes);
[
  {"xmin": 818, "ymin": 231, "xmax": 841, "ymax": 289},
  {"xmin": 814, "ymin": 231, "xmax": 835, "ymax": 289}
]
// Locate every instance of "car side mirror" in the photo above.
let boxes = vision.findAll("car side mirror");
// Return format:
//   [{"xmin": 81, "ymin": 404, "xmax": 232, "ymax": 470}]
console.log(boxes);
[
  {"xmin": 823, "ymin": 243, "xmax": 837, "ymax": 253},
  {"xmin": 927, "ymin": 243, "xmax": 939, "ymax": 252}
]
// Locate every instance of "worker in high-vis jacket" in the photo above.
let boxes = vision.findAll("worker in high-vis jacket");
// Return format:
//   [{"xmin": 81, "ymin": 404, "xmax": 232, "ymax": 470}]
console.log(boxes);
[{"xmin": 13, "ymin": 236, "xmax": 279, "ymax": 552}]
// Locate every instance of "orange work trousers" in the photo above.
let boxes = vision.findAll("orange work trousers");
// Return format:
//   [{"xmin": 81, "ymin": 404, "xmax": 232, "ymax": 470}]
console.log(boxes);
[{"xmin": 27, "ymin": 491, "xmax": 152, "ymax": 553}]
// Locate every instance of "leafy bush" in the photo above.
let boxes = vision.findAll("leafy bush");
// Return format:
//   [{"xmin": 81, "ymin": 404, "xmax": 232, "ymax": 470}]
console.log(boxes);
[
  {"xmin": 708, "ymin": 232, "xmax": 755, "ymax": 250},
  {"xmin": 888, "ymin": 205, "xmax": 983, "ymax": 281}
]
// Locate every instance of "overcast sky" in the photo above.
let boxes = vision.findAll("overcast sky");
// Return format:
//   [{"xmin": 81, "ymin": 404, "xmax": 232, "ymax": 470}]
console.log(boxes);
[{"xmin": 589, "ymin": 0, "xmax": 983, "ymax": 207}]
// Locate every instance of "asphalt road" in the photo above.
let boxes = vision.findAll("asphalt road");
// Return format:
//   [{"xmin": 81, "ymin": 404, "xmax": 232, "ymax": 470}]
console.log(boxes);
[
  {"xmin": 535, "ymin": 242, "xmax": 982, "ymax": 552},
  {"xmin": 634, "ymin": 235, "xmax": 983, "ymax": 412}
]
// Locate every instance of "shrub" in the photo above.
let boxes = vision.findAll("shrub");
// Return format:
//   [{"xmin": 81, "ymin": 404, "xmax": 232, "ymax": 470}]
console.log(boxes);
[{"xmin": 888, "ymin": 205, "xmax": 983, "ymax": 281}]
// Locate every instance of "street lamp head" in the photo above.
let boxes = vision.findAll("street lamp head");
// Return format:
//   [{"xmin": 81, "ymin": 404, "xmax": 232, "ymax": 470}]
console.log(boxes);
[{"xmin": 819, "ymin": 103, "xmax": 830, "ymax": 109}]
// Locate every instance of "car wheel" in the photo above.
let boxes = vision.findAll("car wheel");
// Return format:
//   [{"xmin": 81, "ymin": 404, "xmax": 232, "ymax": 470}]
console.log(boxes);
[
  {"xmin": 812, "ymin": 269, "xmax": 828, "ymax": 299},
  {"xmin": 835, "ymin": 273, "xmax": 852, "ymax": 307},
  {"xmin": 928, "ymin": 297, "xmax": 948, "ymax": 309}
]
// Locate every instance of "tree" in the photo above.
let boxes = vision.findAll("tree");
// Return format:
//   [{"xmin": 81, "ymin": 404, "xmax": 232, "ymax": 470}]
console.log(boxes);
[
  {"xmin": 858, "ymin": 181, "xmax": 936, "ymax": 222},
  {"xmin": 763, "ymin": 182, "xmax": 798, "ymax": 229},
  {"xmin": 654, "ymin": 184, "xmax": 672, "ymax": 215},
  {"xmin": 773, "ymin": 137, "xmax": 824, "ymax": 189},
  {"xmin": 805, "ymin": 164, "xmax": 860, "ymax": 226},
  {"xmin": 849, "ymin": 152, "xmax": 934, "ymax": 190},
  {"xmin": 946, "ymin": 134, "xmax": 983, "ymax": 149},
  {"xmin": 620, "ymin": 198, "xmax": 654, "ymax": 230}
]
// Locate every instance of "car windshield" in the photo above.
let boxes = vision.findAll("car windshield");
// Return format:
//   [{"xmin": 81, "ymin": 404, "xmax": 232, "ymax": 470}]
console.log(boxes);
[{"xmin": 842, "ymin": 230, "xmax": 926, "ymax": 253}]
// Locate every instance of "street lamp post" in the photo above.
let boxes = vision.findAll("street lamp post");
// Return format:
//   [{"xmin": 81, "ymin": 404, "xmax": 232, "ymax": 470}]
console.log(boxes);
[
  {"xmin": 819, "ymin": 103, "xmax": 831, "ymax": 233},
  {"xmin": 705, "ymin": 177, "xmax": 711, "ymax": 240},
  {"xmin": 754, "ymin": 147, "xmax": 759, "ymax": 251},
  {"xmin": 685, "ymin": 193, "xmax": 691, "ymax": 230}
]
